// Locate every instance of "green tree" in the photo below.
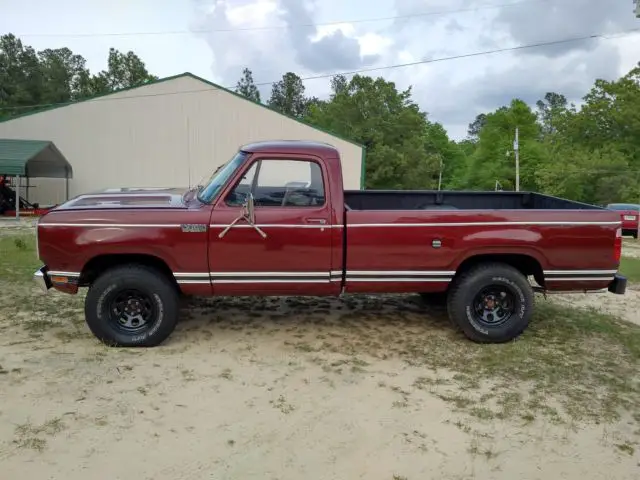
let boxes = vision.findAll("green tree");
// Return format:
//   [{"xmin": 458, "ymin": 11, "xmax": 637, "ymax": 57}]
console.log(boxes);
[
  {"xmin": 536, "ymin": 143, "xmax": 637, "ymax": 205},
  {"xmin": 235, "ymin": 67, "xmax": 261, "ymax": 103},
  {"xmin": 306, "ymin": 74, "xmax": 438, "ymax": 189},
  {"xmin": 564, "ymin": 64, "xmax": 640, "ymax": 166},
  {"xmin": 90, "ymin": 48, "xmax": 157, "ymax": 94},
  {"xmin": 535, "ymin": 92, "xmax": 568, "ymax": 137},
  {"xmin": 465, "ymin": 100, "xmax": 544, "ymax": 191},
  {"xmin": 0, "ymin": 34, "xmax": 158, "ymax": 120},
  {"xmin": 423, "ymin": 121, "xmax": 467, "ymax": 189},
  {"xmin": 38, "ymin": 47, "xmax": 92, "ymax": 102},
  {"xmin": 467, "ymin": 113, "xmax": 487, "ymax": 139},
  {"xmin": 329, "ymin": 74, "xmax": 348, "ymax": 98},
  {"xmin": 0, "ymin": 34, "xmax": 43, "ymax": 118},
  {"xmin": 267, "ymin": 72, "xmax": 310, "ymax": 118}
]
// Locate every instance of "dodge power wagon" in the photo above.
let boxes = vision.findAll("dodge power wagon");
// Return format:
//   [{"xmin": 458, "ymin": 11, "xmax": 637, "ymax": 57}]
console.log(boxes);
[{"xmin": 34, "ymin": 140, "xmax": 627, "ymax": 347}]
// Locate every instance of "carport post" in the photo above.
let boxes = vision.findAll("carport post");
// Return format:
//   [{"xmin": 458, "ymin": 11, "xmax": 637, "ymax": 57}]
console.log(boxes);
[{"xmin": 15, "ymin": 175, "xmax": 20, "ymax": 221}]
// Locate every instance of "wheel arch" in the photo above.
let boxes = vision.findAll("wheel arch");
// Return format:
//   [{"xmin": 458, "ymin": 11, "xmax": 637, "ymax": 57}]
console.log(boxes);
[
  {"xmin": 454, "ymin": 252, "xmax": 545, "ymax": 288},
  {"xmin": 79, "ymin": 253, "xmax": 179, "ymax": 291}
]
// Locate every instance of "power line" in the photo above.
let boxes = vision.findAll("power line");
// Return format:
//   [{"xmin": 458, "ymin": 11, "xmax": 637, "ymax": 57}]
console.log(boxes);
[
  {"xmin": 251, "ymin": 29, "xmax": 640, "ymax": 87},
  {"xmin": 13, "ymin": 0, "xmax": 546, "ymax": 38},
  {"xmin": 1, "ymin": 27, "xmax": 639, "ymax": 112}
]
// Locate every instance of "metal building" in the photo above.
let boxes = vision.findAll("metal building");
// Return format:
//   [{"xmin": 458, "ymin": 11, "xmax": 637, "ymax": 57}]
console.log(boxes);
[{"xmin": 0, "ymin": 73, "xmax": 365, "ymax": 206}]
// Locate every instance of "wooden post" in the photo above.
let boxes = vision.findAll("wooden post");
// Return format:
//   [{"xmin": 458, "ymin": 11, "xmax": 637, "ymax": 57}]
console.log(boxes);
[{"xmin": 15, "ymin": 175, "xmax": 20, "ymax": 221}]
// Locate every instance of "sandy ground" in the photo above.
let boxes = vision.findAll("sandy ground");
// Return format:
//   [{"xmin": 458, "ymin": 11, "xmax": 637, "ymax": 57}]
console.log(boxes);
[
  {"xmin": 548, "ymin": 239, "xmax": 640, "ymax": 326},
  {"xmin": 550, "ymin": 286, "xmax": 640, "ymax": 327},
  {"xmin": 0, "ymin": 289, "xmax": 639, "ymax": 480},
  {"xmin": 1, "ymin": 222, "xmax": 640, "ymax": 479}
]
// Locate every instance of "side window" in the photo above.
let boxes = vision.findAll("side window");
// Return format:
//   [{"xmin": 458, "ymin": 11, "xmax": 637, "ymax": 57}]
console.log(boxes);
[
  {"xmin": 226, "ymin": 159, "xmax": 325, "ymax": 207},
  {"xmin": 225, "ymin": 162, "xmax": 258, "ymax": 206},
  {"xmin": 254, "ymin": 160, "xmax": 325, "ymax": 207}
]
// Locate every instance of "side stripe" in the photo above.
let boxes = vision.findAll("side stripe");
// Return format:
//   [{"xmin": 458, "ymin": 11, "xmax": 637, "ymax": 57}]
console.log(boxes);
[
  {"xmin": 347, "ymin": 278, "xmax": 452, "ymax": 283},
  {"xmin": 172, "ymin": 270, "xmax": 456, "ymax": 284},
  {"xmin": 40, "ymin": 223, "xmax": 183, "ymax": 228},
  {"xmin": 347, "ymin": 270, "xmax": 456, "ymax": 277},
  {"xmin": 544, "ymin": 270, "xmax": 617, "ymax": 275},
  {"xmin": 40, "ymin": 221, "xmax": 621, "ymax": 229},
  {"xmin": 211, "ymin": 271, "xmax": 329, "ymax": 278},
  {"xmin": 546, "ymin": 277, "xmax": 614, "ymax": 282},
  {"xmin": 544, "ymin": 269, "xmax": 616, "ymax": 282},
  {"xmin": 346, "ymin": 221, "xmax": 621, "ymax": 227}
]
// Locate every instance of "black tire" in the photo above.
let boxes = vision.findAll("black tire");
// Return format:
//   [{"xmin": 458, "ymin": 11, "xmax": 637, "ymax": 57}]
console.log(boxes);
[
  {"xmin": 84, "ymin": 265, "xmax": 180, "ymax": 347},
  {"xmin": 446, "ymin": 263, "xmax": 534, "ymax": 343},
  {"xmin": 419, "ymin": 291, "xmax": 448, "ymax": 306},
  {"xmin": 634, "ymin": 232, "xmax": 638, "ymax": 240}
]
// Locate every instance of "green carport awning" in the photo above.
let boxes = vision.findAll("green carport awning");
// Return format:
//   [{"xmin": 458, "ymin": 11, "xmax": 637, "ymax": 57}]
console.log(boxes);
[{"xmin": 0, "ymin": 139, "xmax": 72, "ymax": 179}]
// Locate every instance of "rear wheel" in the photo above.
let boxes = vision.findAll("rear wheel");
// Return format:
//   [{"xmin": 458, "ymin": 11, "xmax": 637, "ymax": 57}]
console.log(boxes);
[
  {"xmin": 84, "ymin": 265, "xmax": 180, "ymax": 347},
  {"xmin": 447, "ymin": 263, "xmax": 533, "ymax": 343}
]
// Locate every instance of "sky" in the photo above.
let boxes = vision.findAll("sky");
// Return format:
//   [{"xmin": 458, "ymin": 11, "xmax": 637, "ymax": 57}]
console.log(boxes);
[{"xmin": 1, "ymin": 0, "xmax": 639, "ymax": 140}]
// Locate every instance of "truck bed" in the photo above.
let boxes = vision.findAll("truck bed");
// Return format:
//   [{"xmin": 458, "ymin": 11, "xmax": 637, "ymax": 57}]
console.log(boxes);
[{"xmin": 344, "ymin": 190, "xmax": 603, "ymax": 211}]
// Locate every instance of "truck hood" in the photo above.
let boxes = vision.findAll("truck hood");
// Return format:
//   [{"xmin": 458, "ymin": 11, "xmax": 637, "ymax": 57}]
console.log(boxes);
[{"xmin": 53, "ymin": 187, "xmax": 192, "ymax": 210}]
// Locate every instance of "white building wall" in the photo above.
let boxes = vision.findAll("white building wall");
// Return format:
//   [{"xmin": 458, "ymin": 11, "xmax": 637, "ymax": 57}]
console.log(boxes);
[{"xmin": 0, "ymin": 75, "xmax": 363, "ymax": 206}]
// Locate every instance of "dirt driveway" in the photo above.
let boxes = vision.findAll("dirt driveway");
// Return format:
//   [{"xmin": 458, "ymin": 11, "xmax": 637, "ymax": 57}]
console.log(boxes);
[{"xmin": 1, "ymin": 228, "xmax": 640, "ymax": 479}]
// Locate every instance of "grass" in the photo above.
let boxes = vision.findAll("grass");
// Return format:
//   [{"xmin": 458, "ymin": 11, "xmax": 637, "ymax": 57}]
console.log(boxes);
[
  {"xmin": 0, "ymin": 234, "xmax": 40, "ymax": 284},
  {"xmin": 270, "ymin": 395, "xmax": 295, "ymax": 414},
  {"xmin": 13, "ymin": 417, "xmax": 66, "ymax": 451},
  {"xmin": 619, "ymin": 256, "xmax": 640, "ymax": 283},
  {"xmin": 615, "ymin": 441, "xmax": 635, "ymax": 456}
]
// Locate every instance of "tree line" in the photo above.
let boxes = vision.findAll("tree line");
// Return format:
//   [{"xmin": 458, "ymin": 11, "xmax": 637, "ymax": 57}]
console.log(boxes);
[
  {"xmin": 239, "ymin": 64, "xmax": 640, "ymax": 206},
  {"xmin": 2, "ymin": 33, "xmax": 639, "ymax": 205},
  {"xmin": 0, "ymin": 34, "xmax": 156, "ymax": 116}
]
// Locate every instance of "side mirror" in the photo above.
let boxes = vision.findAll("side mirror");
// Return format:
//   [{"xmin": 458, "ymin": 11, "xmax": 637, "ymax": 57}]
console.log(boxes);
[
  {"xmin": 244, "ymin": 192, "xmax": 256, "ymax": 223},
  {"xmin": 219, "ymin": 191, "xmax": 266, "ymax": 239}
]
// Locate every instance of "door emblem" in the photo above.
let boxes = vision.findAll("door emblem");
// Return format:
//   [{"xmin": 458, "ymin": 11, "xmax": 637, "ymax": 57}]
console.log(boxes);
[{"xmin": 181, "ymin": 224, "xmax": 207, "ymax": 233}]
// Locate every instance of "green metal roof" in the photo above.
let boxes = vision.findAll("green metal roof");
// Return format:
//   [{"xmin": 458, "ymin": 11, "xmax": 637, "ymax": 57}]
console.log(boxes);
[{"xmin": 0, "ymin": 139, "xmax": 72, "ymax": 178}]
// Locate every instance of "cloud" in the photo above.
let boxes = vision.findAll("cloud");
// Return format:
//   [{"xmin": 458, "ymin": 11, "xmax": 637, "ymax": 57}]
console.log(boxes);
[
  {"xmin": 278, "ymin": 0, "xmax": 380, "ymax": 72},
  {"xmin": 190, "ymin": 0, "xmax": 638, "ymax": 140},
  {"xmin": 191, "ymin": 0, "xmax": 387, "ymax": 101},
  {"xmin": 493, "ymin": 0, "xmax": 639, "ymax": 57}
]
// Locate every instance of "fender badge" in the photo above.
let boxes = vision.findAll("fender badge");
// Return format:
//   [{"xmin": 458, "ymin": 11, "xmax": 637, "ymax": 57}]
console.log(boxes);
[{"xmin": 181, "ymin": 224, "xmax": 207, "ymax": 233}]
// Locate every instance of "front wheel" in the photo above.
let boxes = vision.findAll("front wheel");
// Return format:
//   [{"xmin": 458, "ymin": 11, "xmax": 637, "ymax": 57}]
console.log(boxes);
[
  {"xmin": 446, "ymin": 263, "xmax": 534, "ymax": 343},
  {"xmin": 84, "ymin": 265, "xmax": 180, "ymax": 347}
]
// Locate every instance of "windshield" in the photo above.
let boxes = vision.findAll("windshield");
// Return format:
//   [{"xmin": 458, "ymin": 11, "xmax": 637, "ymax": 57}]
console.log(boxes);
[{"xmin": 196, "ymin": 151, "xmax": 249, "ymax": 204}]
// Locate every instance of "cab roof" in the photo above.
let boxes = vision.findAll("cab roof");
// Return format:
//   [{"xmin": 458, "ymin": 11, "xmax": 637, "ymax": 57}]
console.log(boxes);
[{"xmin": 240, "ymin": 140, "xmax": 340, "ymax": 157}]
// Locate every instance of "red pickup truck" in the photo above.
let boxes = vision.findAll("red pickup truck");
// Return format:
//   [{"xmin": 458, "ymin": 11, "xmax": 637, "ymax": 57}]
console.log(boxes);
[{"xmin": 34, "ymin": 140, "xmax": 626, "ymax": 347}]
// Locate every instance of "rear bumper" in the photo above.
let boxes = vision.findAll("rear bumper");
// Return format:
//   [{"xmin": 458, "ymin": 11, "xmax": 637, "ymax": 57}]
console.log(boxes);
[
  {"xmin": 608, "ymin": 274, "xmax": 627, "ymax": 295},
  {"xmin": 33, "ymin": 266, "xmax": 51, "ymax": 293}
]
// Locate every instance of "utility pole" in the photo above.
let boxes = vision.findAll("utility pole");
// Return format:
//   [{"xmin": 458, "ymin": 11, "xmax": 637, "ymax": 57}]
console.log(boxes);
[
  {"xmin": 514, "ymin": 127, "xmax": 520, "ymax": 192},
  {"xmin": 437, "ymin": 155, "xmax": 444, "ymax": 191}
]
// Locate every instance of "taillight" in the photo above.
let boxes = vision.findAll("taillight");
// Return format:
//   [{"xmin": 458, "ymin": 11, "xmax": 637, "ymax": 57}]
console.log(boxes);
[{"xmin": 614, "ymin": 227, "xmax": 622, "ymax": 262}]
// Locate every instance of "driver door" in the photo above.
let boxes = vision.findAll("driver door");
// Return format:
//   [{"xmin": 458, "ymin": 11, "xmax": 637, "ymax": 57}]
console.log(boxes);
[{"xmin": 208, "ymin": 154, "xmax": 335, "ymax": 296}]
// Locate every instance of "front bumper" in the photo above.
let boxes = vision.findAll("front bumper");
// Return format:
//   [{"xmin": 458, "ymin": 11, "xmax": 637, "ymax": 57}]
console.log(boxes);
[
  {"xmin": 608, "ymin": 273, "xmax": 627, "ymax": 295},
  {"xmin": 33, "ymin": 266, "xmax": 52, "ymax": 293}
]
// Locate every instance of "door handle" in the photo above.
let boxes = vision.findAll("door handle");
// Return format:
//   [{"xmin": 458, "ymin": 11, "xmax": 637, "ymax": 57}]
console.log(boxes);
[{"xmin": 305, "ymin": 218, "xmax": 327, "ymax": 224}]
